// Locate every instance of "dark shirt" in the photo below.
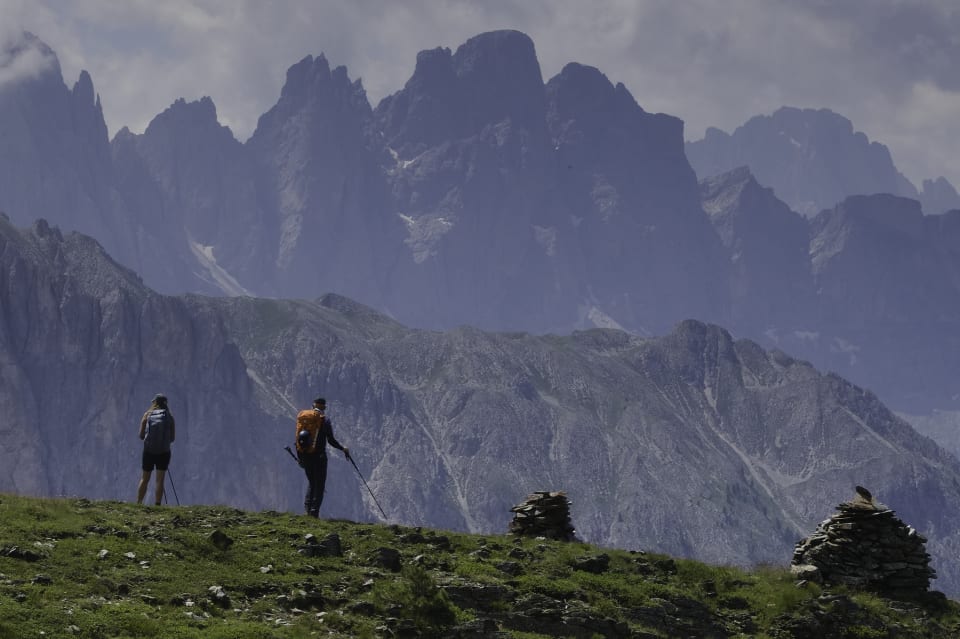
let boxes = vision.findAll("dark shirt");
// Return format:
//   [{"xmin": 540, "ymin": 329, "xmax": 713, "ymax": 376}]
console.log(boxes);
[{"xmin": 313, "ymin": 410, "xmax": 345, "ymax": 455}]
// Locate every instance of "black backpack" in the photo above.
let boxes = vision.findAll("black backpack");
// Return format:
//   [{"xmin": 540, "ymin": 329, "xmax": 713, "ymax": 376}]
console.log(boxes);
[{"xmin": 144, "ymin": 409, "xmax": 172, "ymax": 454}]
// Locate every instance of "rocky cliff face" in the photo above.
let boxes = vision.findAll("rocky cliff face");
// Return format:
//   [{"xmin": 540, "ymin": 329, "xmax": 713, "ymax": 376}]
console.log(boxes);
[
  {"xmin": 372, "ymin": 30, "xmax": 564, "ymax": 331},
  {"xmin": 699, "ymin": 167, "xmax": 814, "ymax": 331},
  {"xmin": 246, "ymin": 54, "xmax": 402, "ymax": 305},
  {"xmin": 114, "ymin": 97, "xmax": 267, "ymax": 294},
  {"xmin": 542, "ymin": 62, "xmax": 729, "ymax": 334},
  {"xmin": 3, "ymin": 216, "xmax": 960, "ymax": 595},
  {"xmin": 797, "ymin": 195, "xmax": 960, "ymax": 412},
  {"xmin": 697, "ymin": 171, "xmax": 960, "ymax": 414},
  {"xmin": 372, "ymin": 32, "xmax": 729, "ymax": 333}
]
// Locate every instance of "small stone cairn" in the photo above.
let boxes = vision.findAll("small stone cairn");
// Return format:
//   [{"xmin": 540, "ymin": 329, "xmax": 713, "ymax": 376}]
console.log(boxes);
[
  {"xmin": 791, "ymin": 487, "xmax": 935, "ymax": 598},
  {"xmin": 509, "ymin": 491, "xmax": 578, "ymax": 541}
]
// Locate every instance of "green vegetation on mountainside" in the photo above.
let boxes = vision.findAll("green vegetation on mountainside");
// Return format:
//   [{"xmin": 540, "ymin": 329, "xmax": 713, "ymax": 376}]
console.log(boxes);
[{"xmin": 0, "ymin": 494, "xmax": 957, "ymax": 638}]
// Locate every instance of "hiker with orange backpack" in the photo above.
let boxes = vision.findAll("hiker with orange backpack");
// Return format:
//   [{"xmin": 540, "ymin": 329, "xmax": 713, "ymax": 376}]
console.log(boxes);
[{"xmin": 295, "ymin": 397, "xmax": 350, "ymax": 517}]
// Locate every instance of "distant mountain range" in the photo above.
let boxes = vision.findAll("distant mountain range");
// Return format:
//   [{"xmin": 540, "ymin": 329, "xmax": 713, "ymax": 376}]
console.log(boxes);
[
  {"xmin": 686, "ymin": 106, "xmax": 960, "ymax": 217},
  {"xmin": 3, "ymin": 214, "xmax": 960, "ymax": 596},
  {"xmin": 3, "ymin": 30, "xmax": 960, "ymax": 425}
]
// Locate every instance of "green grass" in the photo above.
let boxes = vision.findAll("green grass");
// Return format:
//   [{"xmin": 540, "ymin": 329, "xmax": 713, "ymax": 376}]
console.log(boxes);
[{"xmin": 1, "ymin": 493, "xmax": 958, "ymax": 638}]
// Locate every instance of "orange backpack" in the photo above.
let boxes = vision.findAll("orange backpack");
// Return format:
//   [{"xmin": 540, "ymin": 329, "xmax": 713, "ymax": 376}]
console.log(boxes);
[{"xmin": 295, "ymin": 409, "xmax": 324, "ymax": 454}]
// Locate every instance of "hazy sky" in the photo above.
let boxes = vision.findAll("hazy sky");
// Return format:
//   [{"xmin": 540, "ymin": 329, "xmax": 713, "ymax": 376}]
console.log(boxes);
[{"xmin": 2, "ymin": 0, "xmax": 958, "ymax": 188}]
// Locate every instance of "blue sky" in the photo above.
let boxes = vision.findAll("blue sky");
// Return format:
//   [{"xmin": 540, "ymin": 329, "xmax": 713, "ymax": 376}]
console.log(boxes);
[{"xmin": 2, "ymin": 0, "xmax": 958, "ymax": 189}]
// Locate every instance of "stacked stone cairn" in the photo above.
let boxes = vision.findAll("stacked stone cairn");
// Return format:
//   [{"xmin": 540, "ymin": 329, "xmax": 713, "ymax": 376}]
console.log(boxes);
[
  {"xmin": 791, "ymin": 487, "xmax": 935, "ymax": 598},
  {"xmin": 509, "ymin": 491, "xmax": 578, "ymax": 541}
]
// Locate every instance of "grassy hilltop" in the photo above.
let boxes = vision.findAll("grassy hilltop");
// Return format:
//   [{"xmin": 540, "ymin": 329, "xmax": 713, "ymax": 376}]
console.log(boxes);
[{"xmin": 0, "ymin": 494, "xmax": 957, "ymax": 638}]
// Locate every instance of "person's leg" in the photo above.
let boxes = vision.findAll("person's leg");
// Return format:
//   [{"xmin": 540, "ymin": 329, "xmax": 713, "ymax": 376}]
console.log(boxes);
[
  {"xmin": 303, "ymin": 455, "xmax": 322, "ymax": 517},
  {"xmin": 154, "ymin": 469, "xmax": 166, "ymax": 505},
  {"xmin": 137, "ymin": 470, "xmax": 152, "ymax": 504},
  {"xmin": 154, "ymin": 452, "xmax": 171, "ymax": 505},
  {"xmin": 314, "ymin": 455, "xmax": 329, "ymax": 513},
  {"xmin": 138, "ymin": 450, "xmax": 153, "ymax": 504}
]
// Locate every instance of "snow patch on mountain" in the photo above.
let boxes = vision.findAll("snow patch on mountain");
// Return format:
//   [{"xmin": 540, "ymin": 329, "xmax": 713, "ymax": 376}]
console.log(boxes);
[
  {"xmin": 831, "ymin": 337, "xmax": 860, "ymax": 366},
  {"xmin": 533, "ymin": 225, "xmax": 557, "ymax": 256},
  {"xmin": 398, "ymin": 213, "xmax": 455, "ymax": 263},
  {"xmin": 189, "ymin": 239, "xmax": 252, "ymax": 296},
  {"xmin": 387, "ymin": 146, "xmax": 418, "ymax": 172},
  {"xmin": 586, "ymin": 306, "xmax": 625, "ymax": 331}
]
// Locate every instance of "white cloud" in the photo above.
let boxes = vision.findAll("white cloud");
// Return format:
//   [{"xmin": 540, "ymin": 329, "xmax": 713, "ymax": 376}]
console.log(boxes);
[
  {"xmin": 885, "ymin": 81, "xmax": 960, "ymax": 185},
  {"xmin": 0, "ymin": 25, "xmax": 58, "ymax": 89}
]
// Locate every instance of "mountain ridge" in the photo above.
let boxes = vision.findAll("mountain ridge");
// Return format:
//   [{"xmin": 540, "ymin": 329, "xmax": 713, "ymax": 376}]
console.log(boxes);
[
  {"xmin": 3, "ymin": 215, "xmax": 960, "ymax": 595},
  {"xmin": 686, "ymin": 106, "xmax": 960, "ymax": 216}
]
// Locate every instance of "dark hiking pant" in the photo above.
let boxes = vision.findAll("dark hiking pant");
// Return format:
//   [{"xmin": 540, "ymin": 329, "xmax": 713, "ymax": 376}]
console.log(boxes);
[{"xmin": 302, "ymin": 453, "xmax": 328, "ymax": 517}]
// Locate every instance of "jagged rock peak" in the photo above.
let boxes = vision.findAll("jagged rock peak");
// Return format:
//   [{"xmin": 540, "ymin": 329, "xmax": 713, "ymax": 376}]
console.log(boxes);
[
  {"xmin": 376, "ymin": 29, "xmax": 547, "ymax": 155},
  {"xmin": 764, "ymin": 106, "xmax": 856, "ymax": 137},
  {"xmin": 546, "ymin": 59, "xmax": 685, "ymax": 163},
  {"xmin": 31, "ymin": 217, "xmax": 64, "ymax": 242},
  {"xmin": 452, "ymin": 29, "xmax": 542, "ymax": 82},
  {"xmin": 667, "ymin": 319, "xmax": 737, "ymax": 355},
  {"xmin": 687, "ymin": 104, "xmax": 919, "ymax": 217},
  {"xmin": 765, "ymin": 106, "xmax": 898, "ymax": 168},
  {"xmin": 698, "ymin": 165, "xmax": 802, "ymax": 223},
  {"xmin": 451, "ymin": 29, "xmax": 546, "ymax": 126},
  {"xmin": 69, "ymin": 68, "xmax": 109, "ymax": 146},
  {"xmin": 279, "ymin": 53, "xmax": 368, "ymax": 107},
  {"xmin": 282, "ymin": 53, "xmax": 331, "ymax": 96},
  {"xmin": 401, "ymin": 30, "xmax": 545, "ymax": 99},
  {"xmin": 141, "ymin": 96, "xmax": 234, "ymax": 140},
  {"xmin": 71, "ymin": 70, "xmax": 97, "ymax": 106},
  {"xmin": 547, "ymin": 62, "xmax": 640, "ymax": 113},
  {"xmin": 410, "ymin": 46, "xmax": 454, "ymax": 81},
  {"xmin": 700, "ymin": 168, "xmax": 757, "ymax": 221},
  {"xmin": 700, "ymin": 165, "xmax": 755, "ymax": 200}
]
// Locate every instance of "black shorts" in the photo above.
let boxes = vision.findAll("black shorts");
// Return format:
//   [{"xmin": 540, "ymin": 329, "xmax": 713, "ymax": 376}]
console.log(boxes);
[{"xmin": 142, "ymin": 450, "xmax": 171, "ymax": 472}]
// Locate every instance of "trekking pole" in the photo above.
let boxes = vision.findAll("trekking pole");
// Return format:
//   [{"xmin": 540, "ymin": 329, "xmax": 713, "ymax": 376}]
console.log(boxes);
[
  {"xmin": 283, "ymin": 446, "xmax": 301, "ymax": 465},
  {"xmin": 166, "ymin": 468, "xmax": 181, "ymax": 506},
  {"xmin": 346, "ymin": 452, "xmax": 387, "ymax": 521}
]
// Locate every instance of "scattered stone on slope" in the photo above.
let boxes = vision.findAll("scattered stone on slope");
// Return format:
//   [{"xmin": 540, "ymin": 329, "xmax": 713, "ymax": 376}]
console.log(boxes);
[
  {"xmin": 208, "ymin": 529, "xmax": 233, "ymax": 550},
  {"xmin": 572, "ymin": 553, "xmax": 610, "ymax": 574},
  {"xmin": 208, "ymin": 585, "xmax": 230, "ymax": 608},
  {"xmin": 508, "ymin": 491, "xmax": 578, "ymax": 541},
  {"xmin": 297, "ymin": 532, "xmax": 343, "ymax": 558},
  {"xmin": 1, "ymin": 546, "xmax": 43, "ymax": 562},
  {"xmin": 791, "ymin": 487, "xmax": 937, "ymax": 599},
  {"xmin": 371, "ymin": 547, "xmax": 402, "ymax": 572}
]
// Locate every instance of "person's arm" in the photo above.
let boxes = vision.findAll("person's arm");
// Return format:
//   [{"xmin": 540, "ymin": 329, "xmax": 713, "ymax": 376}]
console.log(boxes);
[
  {"xmin": 139, "ymin": 412, "xmax": 148, "ymax": 440},
  {"xmin": 169, "ymin": 414, "xmax": 176, "ymax": 443},
  {"xmin": 325, "ymin": 419, "xmax": 350, "ymax": 457}
]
